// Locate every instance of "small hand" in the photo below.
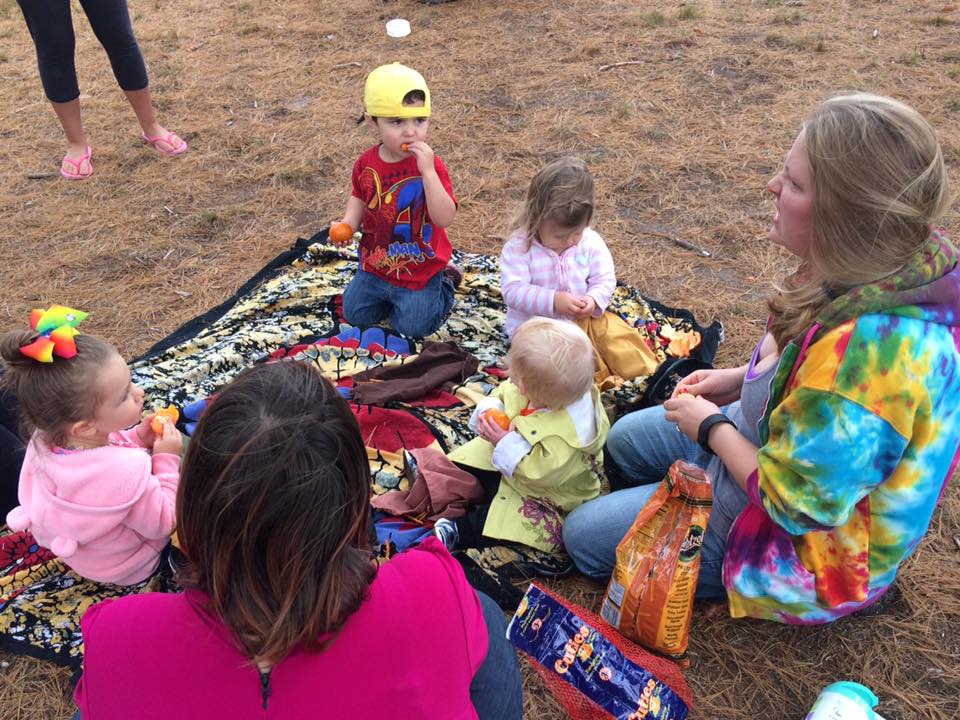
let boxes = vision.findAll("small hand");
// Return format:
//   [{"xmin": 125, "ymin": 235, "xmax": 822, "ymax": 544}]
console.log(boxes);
[
  {"xmin": 574, "ymin": 295, "xmax": 597, "ymax": 318},
  {"xmin": 152, "ymin": 418, "xmax": 184, "ymax": 456},
  {"xmin": 328, "ymin": 220, "xmax": 355, "ymax": 246},
  {"xmin": 554, "ymin": 291, "xmax": 588, "ymax": 317},
  {"xmin": 663, "ymin": 395, "xmax": 719, "ymax": 440},
  {"xmin": 405, "ymin": 141, "xmax": 435, "ymax": 175},
  {"xmin": 135, "ymin": 416, "xmax": 157, "ymax": 448},
  {"xmin": 476, "ymin": 411, "xmax": 512, "ymax": 445}
]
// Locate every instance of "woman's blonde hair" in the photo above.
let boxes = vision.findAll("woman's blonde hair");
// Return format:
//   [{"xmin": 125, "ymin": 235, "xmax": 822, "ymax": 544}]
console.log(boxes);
[
  {"xmin": 511, "ymin": 157, "xmax": 594, "ymax": 250},
  {"xmin": 507, "ymin": 317, "xmax": 596, "ymax": 409},
  {"xmin": 768, "ymin": 92, "xmax": 952, "ymax": 348}
]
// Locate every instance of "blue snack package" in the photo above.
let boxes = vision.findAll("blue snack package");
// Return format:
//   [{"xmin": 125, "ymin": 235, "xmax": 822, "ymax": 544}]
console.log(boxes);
[{"xmin": 507, "ymin": 584, "xmax": 689, "ymax": 720}]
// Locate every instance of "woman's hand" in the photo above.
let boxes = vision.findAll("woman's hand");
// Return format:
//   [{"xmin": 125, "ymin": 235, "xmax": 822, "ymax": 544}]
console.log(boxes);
[
  {"xmin": 663, "ymin": 395, "xmax": 720, "ymax": 441},
  {"xmin": 672, "ymin": 366, "xmax": 746, "ymax": 406},
  {"xmin": 476, "ymin": 412, "xmax": 512, "ymax": 445}
]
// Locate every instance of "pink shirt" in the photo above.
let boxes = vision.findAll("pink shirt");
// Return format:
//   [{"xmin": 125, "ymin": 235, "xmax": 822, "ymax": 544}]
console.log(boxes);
[
  {"xmin": 499, "ymin": 227, "xmax": 616, "ymax": 336},
  {"xmin": 76, "ymin": 538, "xmax": 488, "ymax": 719},
  {"xmin": 5, "ymin": 428, "xmax": 179, "ymax": 586}
]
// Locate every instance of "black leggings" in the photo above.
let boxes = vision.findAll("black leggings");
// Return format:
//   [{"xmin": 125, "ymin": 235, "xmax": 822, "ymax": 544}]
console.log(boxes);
[
  {"xmin": 0, "ymin": 385, "xmax": 25, "ymax": 518},
  {"xmin": 452, "ymin": 464, "xmax": 508, "ymax": 550},
  {"xmin": 17, "ymin": 0, "xmax": 148, "ymax": 104}
]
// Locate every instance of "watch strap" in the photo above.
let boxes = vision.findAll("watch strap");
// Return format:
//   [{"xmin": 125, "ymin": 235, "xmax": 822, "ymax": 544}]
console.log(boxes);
[{"xmin": 697, "ymin": 413, "xmax": 736, "ymax": 454}]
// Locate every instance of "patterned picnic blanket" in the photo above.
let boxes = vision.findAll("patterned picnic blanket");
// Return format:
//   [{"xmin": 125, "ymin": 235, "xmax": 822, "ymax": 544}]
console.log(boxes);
[{"xmin": 0, "ymin": 234, "xmax": 721, "ymax": 666}]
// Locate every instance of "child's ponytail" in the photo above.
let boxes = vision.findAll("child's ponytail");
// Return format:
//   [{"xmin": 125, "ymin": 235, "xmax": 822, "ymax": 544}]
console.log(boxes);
[
  {"xmin": 0, "ymin": 329, "xmax": 117, "ymax": 446},
  {"xmin": 0, "ymin": 330, "xmax": 42, "ymax": 373}
]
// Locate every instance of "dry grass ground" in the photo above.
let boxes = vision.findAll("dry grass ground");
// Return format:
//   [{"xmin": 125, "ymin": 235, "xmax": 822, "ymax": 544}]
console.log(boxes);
[{"xmin": 1, "ymin": 0, "xmax": 959, "ymax": 717}]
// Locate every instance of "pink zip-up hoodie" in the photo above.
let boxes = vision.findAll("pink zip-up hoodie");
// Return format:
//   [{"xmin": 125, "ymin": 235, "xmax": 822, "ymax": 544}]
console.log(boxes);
[{"xmin": 5, "ymin": 428, "xmax": 180, "ymax": 586}]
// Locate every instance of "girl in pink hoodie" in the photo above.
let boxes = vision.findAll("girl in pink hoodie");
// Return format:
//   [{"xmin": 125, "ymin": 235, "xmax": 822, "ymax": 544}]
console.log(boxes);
[{"xmin": 1, "ymin": 312, "xmax": 181, "ymax": 586}]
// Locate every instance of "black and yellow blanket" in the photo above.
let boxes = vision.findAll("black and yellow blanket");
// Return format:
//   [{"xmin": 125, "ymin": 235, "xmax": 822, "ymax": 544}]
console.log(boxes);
[{"xmin": 0, "ymin": 234, "xmax": 720, "ymax": 667}]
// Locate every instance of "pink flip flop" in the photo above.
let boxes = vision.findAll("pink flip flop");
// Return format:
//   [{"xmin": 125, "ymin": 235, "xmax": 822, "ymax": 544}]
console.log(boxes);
[
  {"xmin": 60, "ymin": 146, "xmax": 93, "ymax": 180},
  {"xmin": 141, "ymin": 131, "xmax": 188, "ymax": 156}
]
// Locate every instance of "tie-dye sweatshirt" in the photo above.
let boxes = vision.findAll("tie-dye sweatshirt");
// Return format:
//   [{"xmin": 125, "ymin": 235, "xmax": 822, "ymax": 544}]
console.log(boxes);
[{"xmin": 723, "ymin": 230, "xmax": 960, "ymax": 623}]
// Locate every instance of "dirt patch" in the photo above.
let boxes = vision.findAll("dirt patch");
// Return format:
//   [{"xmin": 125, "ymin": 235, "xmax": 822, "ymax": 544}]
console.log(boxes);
[{"xmin": 1, "ymin": 0, "xmax": 959, "ymax": 718}]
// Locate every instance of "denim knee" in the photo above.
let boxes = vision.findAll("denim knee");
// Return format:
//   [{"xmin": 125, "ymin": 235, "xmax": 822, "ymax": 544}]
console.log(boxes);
[
  {"xmin": 606, "ymin": 413, "xmax": 644, "ymax": 474},
  {"xmin": 389, "ymin": 278, "xmax": 452, "ymax": 338},
  {"xmin": 390, "ymin": 308, "xmax": 445, "ymax": 338},
  {"xmin": 562, "ymin": 504, "xmax": 609, "ymax": 580}
]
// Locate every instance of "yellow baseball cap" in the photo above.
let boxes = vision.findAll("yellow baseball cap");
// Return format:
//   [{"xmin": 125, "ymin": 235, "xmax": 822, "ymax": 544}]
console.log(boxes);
[{"xmin": 364, "ymin": 63, "xmax": 431, "ymax": 118}]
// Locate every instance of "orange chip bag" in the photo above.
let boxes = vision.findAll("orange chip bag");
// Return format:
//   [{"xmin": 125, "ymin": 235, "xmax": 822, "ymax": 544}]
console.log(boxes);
[{"xmin": 600, "ymin": 460, "xmax": 712, "ymax": 666}]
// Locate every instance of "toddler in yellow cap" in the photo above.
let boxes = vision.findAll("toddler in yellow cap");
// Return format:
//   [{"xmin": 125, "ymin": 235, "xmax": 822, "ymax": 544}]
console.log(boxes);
[{"xmin": 335, "ymin": 63, "xmax": 460, "ymax": 338}]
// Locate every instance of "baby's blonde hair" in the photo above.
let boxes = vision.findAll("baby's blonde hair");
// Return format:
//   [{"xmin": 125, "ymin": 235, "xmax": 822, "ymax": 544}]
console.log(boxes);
[
  {"xmin": 510, "ymin": 157, "xmax": 594, "ymax": 251},
  {"xmin": 507, "ymin": 317, "xmax": 596, "ymax": 409},
  {"xmin": 768, "ymin": 93, "xmax": 952, "ymax": 348}
]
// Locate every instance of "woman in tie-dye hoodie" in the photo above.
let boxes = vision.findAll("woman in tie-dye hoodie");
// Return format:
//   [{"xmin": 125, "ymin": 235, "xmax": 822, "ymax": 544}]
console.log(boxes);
[{"xmin": 563, "ymin": 93, "xmax": 960, "ymax": 623}]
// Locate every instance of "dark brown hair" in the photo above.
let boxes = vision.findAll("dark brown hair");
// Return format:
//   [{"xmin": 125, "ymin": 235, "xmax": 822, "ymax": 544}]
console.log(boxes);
[
  {"xmin": 0, "ymin": 331, "xmax": 117, "ymax": 446},
  {"xmin": 176, "ymin": 360, "xmax": 376, "ymax": 666}
]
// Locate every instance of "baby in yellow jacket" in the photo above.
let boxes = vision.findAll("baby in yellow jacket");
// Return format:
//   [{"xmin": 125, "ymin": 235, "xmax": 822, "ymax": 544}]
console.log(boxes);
[{"xmin": 436, "ymin": 317, "xmax": 609, "ymax": 552}]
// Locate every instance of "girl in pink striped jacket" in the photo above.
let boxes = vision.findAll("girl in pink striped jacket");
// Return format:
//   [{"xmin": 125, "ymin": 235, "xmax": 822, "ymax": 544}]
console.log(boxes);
[
  {"xmin": 499, "ymin": 157, "xmax": 659, "ymax": 386},
  {"xmin": 499, "ymin": 156, "xmax": 616, "ymax": 338}
]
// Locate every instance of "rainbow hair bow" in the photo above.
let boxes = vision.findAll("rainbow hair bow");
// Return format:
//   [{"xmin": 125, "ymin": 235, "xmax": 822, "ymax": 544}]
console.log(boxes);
[{"xmin": 19, "ymin": 305, "xmax": 89, "ymax": 363}]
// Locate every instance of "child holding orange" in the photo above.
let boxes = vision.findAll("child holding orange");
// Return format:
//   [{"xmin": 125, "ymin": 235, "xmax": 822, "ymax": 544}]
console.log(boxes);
[
  {"xmin": 435, "ymin": 318, "xmax": 609, "ymax": 552},
  {"xmin": 333, "ymin": 63, "xmax": 460, "ymax": 338}
]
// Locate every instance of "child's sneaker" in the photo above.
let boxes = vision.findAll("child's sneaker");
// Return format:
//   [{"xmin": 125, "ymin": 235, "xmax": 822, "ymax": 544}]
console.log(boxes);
[{"xmin": 433, "ymin": 518, "xmax": 460, "ymax": 551}]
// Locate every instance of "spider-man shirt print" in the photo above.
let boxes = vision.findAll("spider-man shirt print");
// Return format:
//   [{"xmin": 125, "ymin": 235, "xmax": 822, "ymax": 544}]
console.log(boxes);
[{"xmin": 351, "ymin": 145, "xmax": 457, "ymax": 290}]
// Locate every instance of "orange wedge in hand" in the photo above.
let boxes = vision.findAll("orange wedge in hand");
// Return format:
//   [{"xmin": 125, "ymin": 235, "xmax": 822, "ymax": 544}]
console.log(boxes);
[{"xmin": 150, "ymin": 406, "xmax": 180, "ymax": 436}]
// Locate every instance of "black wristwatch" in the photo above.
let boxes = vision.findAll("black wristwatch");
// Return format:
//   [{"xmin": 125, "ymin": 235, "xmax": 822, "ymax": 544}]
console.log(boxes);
[{"xmin": 697, "ymin": 413, "xmax": 736, "ymax": 454}]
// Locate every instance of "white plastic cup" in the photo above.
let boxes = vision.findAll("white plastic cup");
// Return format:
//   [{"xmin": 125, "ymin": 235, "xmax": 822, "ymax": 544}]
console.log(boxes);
[{"xmin": 385, "ymin": 19, "xmax": 411, "ymax": 38}]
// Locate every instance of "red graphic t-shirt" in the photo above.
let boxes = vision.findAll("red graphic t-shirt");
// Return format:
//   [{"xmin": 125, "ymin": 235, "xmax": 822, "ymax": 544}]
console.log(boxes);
[{"xmin": 351, "ymin": 145, "xmax": 457, "ymax": 290}]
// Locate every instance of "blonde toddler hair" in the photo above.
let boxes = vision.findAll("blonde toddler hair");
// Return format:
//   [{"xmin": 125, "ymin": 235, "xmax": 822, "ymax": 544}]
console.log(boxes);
[
  {"xmin": 507, "ymin": 317, "xmax": 596, "ymax": 409},
  {"xmin": 768, "ymin": 92, "xmax": 952, "ymax": 348},
  {"xmin": 510, "ymin": 157, "xmax": 594, "ymax": 251}
]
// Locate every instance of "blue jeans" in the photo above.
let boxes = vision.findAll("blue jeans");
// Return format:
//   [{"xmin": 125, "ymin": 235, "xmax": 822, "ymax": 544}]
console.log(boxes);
[
  {"xmin": 471, "ymin": 591, "xmax": 523, "ymax": 720},
  {"xmin": 342, "ymin": 268, "xmax": 456, "ymax": 338},
  {"xmin": 563, "ymin": 404, "xmax": 747, "ymax": 600}
]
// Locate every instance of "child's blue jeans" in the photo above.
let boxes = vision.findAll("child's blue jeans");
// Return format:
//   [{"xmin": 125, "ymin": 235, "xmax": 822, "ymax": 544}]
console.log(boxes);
[{"xmin": 342, "ymin": 268, "xmax": 456, "ymax": 338}]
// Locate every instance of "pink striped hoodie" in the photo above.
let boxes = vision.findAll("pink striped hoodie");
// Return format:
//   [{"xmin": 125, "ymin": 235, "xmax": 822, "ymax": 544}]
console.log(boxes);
[{"xmin": 499, "ymin": 227, "xmax": 616, "ymax": 337}]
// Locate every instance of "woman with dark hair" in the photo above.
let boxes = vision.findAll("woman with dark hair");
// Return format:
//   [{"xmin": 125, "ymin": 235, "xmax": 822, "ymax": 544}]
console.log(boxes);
[
  {"xmin": 16, "ymin": 0, "xmax": 187, "ymax": 180},
  {"xmin": 74, "ymin": 361, "xmax": 522, "ymax": 718}
]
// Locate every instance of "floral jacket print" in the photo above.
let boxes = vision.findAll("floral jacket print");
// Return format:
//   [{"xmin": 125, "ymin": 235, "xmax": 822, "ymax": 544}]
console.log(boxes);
[
  {"xmin": 724, "ymin": 230, "xmax": 960, "ymax": 623},
  {"xmin": 448, "ymin": 380, "xmax": 609, "ymax": 552}
]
